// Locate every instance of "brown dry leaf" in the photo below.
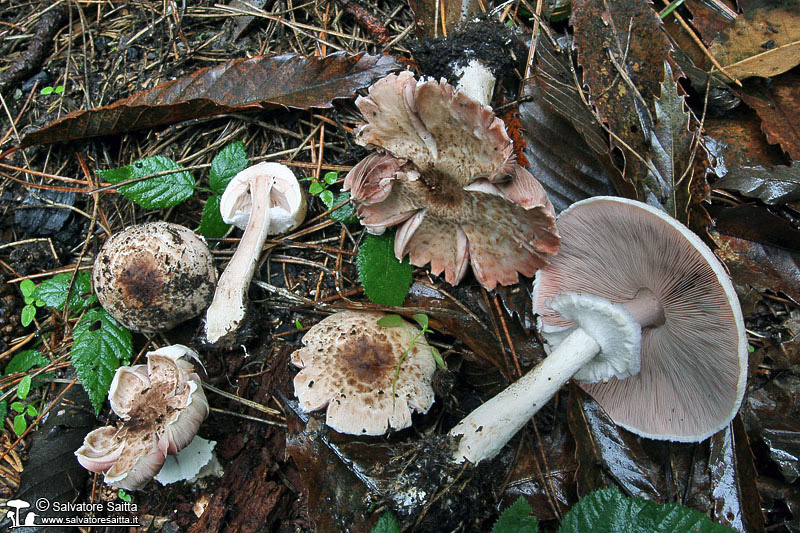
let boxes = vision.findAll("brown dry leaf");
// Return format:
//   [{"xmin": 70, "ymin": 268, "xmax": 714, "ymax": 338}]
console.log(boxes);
[
  {"xmin": 407, "ymin": 0, "xmax": 481, "ymax": 39},
  {"xmin": 21, "ymin": 52, "xmax": 401, "ymax": 147},
  {"xmin": 738, "ymin": 74, "xmax": 800, "ymax": 160},
  {"xmin": 570, "ymin": 0, "xmax": 673, "ymax": 190},
  {"xmin": 708, "ymin": 5, "xmax": 800, "ymax": 81}
]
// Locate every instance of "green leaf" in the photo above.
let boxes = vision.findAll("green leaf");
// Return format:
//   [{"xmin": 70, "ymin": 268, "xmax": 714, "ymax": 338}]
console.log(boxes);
[
  {"xmin": 357, "ymin": 231, "xmax": 413, "ymax": 307},
  {"xmin": 13, "ymin": 414, "xmax": 27, "ymax": 436},
  {"xmin": 40, "ymin": 86, "xmax": 54, "ymax": 95},
  {"xmin": 23, "ymin": 296, "xmax": 33, "ymax": 305},
  {"xmin": 324, "ymin": 171, "xmax": 338, "ymax": 185},
  {"xmin": 412, "ymin": 313, "xmax": 428, "ymax": 330},
  {"xmin": 493, "ymin": 496, "xmax": 539, "ymax": 533},
  {"xmin": 558, "ymin": 488, "xmax": 735, "ymax": 533},
  {"xmin": 26, "ymin": 404, "xmax": 38, "ymax": 417},
  {"xmin": 371, "ymin": 512, "xmax": 401, "ymax": 533},
  {"xmin": 118, "ymin": 489, "xmax": 132, "ymax": 503},
  {"xmin": 21, "ymin": 305, "xmax": 35, "ymax": 327},
  {"xmin": 320, "ymin": 189, "xmax": 335, "ymax": 209},
  {"xmin": 17, "ymin": 375, "xmax": 32, "ymax": 400},
  {"xmin": 71, "ymin": 308, "xmax": 133, "ymax": 414},
  {"xmin": 33, "ymin": 271, "xmax": 95, "ymax": 311},
  {"xmin": 0, "ymin": 400, "xmax": 6, "ymax": 422},
  {"xmin": 97, "ymin": 155, "xmax": 195, "ymax": 209},
  {"xmin": 309, "ymin": 181, "xmax": 324, "ymax": 195},
  {"xmin": 377, "ymin": 314, "xmax": 403, "ymax": 328},
  {"xmin": 430, "ymin": 345, "xmax": 446, "ymax": 369},
  {"xmin": 5, "ymin": 350, "xmax": 49, "ymax": 375},
  {"xmin": 199, "ymin": 195, "xmax": 231, "ymax": 238},
  {"xmin": 295, "ymin": 319, "xmax": 303, "ymax": 329},
  {"xmin": 20, "ymin": 279, "xmax": 35, "ymax": 297},
  {"xmin": 54, "ymin": 85, "xmax": 65, "ymax": 94},
  {"xmin": 210, "ymin": 141, "xmax": 248, "ymax": 193},
  {"xmin": 11, "ymin": 401, "xmax": 25, "ymax": 413},
  {"xmin": 328, "ymin": 191, "xmax": 358, "ymax": 224}
]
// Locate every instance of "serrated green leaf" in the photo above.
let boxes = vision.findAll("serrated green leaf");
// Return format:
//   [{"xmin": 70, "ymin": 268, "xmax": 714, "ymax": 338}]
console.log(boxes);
[
  {"xmin": 320, "ymin": 189, "xmax": 335, "ymax": 208},
  {"xmin": 0, "ymin": 400, "xmax": 6, "ymax": 422},
  {"xmin": 17, "ymin": 375, "xmax": 32, "ymax": 400},
  {"xmin": 558, "ymin": 488, "xmax": 735, "ymax": 533},
  {"xmin": 309, "ymin": 181, "xmax": 324, "ymax": 195},
  {"xmin": 33, "ymin": 271, "xmax": 95, "ymax": 311},
  {"xmin": 21, "ymin": 305, "xmax": 35, "ymax": 327},
  {"xmin": 357, "ymin": 231, "xmax": 413, "ymax": 307},
  {"xmin": 377, "ymin": 314, "xmax": 403, "ymax": 327},
  {"xmin": 371, "ymin": 512, "xmax": 401, "ymax": 533},
  {"xmin": 98, "ymin": 155, "xmax": 195, "ymax": 209},
  {"xmin": 412, "ymin": 313, "xmax": 428, "ymax": 330},
  {"xmin": 199, "ymin": 195, "xmax": 231, "ymax": 238},
  {"xmin": 329, "ymin": 191, "xmax": 358, "ymax": 224},
  {"xmin": 13, "ymin": 414, "xmax": 27, "ymax": 435},
  {"xmin": 11, "ymin": 401, "xmax": 24, "ymax": 413},
  {"xmin": 71, "ymin": 308, "xmax": 133, "ymax": 414},
  {"xmin": 5, "ymin": 350, "xmax": 49, "ymax": 375},
  {"xmin": 20, "ymin": 278, "xmax": 35, "ymax": 297},
  {"xmin": 210, "ymin": 141, "xmax": 248, "ymax": 193},
  {"xmin": 493, "ymin": 496, "xmax": 539, "ymax": 533}
]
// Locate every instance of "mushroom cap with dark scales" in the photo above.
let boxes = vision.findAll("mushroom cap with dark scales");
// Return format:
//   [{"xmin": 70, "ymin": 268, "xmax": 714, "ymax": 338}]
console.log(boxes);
[
  {"xmin": 291, "ymin": 310, "xmax": 436, "ymax": 436},
  {"xmin": 533, "ymin": 197, "xmax": 748, "ymax": 442},
  {"xmin": 93, "ymin": 222, "xmax": 217, "ymax": 333},
  {"xmin": 344, "ymin": 72, "xmax": 559, "ymax": 290}
]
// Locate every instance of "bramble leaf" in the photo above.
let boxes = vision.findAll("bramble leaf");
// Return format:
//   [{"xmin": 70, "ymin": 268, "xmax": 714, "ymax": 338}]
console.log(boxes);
[
  {"xmin": 210, "ymin": 141, "xmax": 248, "ymax": 193},
  {"xmin": 357, "ymin": 231, "xmax": 413, "ymax": 306},
  {"xmin": 33, "ymin": 271, "xmax": 96, "ymax": 311},
  {"xmin": 371, "ymin": 512, "xmax": 401, "ymax": 533},
  {"xmin": 328, "ymin": 191, "xmax": 358, "ymax": 224},
  {"xmin": 97, "ymin": 155, "xmax": 195, "ymax": 209},
  {"xmin": 71, "ymin": 308, "xmax": 133, "ymax": 414},
  {"xmin": 199, "ymin": 195, "xmax": 230, "ymax": 238},
  {"xmin": 493, "ymin": 496, "xmax": 539, "ymax": 533}
]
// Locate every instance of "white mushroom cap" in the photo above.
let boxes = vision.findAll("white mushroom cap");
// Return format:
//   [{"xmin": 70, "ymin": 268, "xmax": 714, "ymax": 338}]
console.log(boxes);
[
  {"xmin": 533, "ymin": 196, "xmax": 748, "ymax": 441},
  {"xmin": 291, "ymin": 310, "xmax": 436, "ymax": 435},
  {"xmin": 93, "ymin": 222, "xmax": 217, "ymax": 333},
  {"xmin": 220, "ymin": 162, "xmax": 306, "ymax": 235}
]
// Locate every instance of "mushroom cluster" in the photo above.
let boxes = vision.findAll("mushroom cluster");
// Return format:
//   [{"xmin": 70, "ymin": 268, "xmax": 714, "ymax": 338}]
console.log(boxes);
[
  {"xmin": 93, "ymin": 222, "xmax": 217, "ymax": 333},
  {"xmin": 450, "ymin": 197, "xmax": 748, "ymax": 464},
  {"xmin": 291, "ymin": 310, "xmax": 436, "ymax": 435},
  {"xmin": 202, "ymin": 162, "xmax": 306, "ymax": 347},
  {"xmin": 344, "ymin": 72, "xmax": 559, "ymax": 290},
  {"xmin": 75, "ymin": 345, "xmax": 209, "ymax": 490}
]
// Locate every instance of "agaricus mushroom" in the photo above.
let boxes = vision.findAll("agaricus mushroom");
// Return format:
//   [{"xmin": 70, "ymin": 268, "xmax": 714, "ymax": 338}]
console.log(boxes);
[
  {"xmin": 93, "ymin": 222, "xmax": 217, "ymax": 333},
  {"xmin": 291, "ymin": 310, "xmax": 436, "ymax": 435},
  {"xmin": 450, "ymin": 197, "xmax": 748, "ymax": 464},
  {"xmin": 75, "ymin": 345, "xmax": 209, "ymax": 490},
  {"xmin": 202, "ymin": 162, "xmax": 306, "ymax": 346},
  {"xmin": 344, "ymin": 72, "xmax": 559, "ymax": 290}
]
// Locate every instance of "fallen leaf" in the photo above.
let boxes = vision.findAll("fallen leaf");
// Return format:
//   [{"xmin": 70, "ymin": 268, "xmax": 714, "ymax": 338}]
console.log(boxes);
[
  {"xmin": 21, "ymin": 52, "xmax": 401, "ymax": 146},
  {"xmin": 684, "ymin": 0, "xmax": 737, "ymax": 45},
  {"xmin": 708, "ymin": 5, "xmax": 800, "ymax": 81},
  {"xmin": 714, "ymin": 162, "xmax": 800, "ymax": 205},
  {"xmin": 571, "ymin": 0, "xmax": 674, "ymax": 190},
  {"xmin": 738, "ymin": 74, "xmax": 800, "ymax": 161},
  {"xmin": 709, "ymin": 204, "xmax": 800, "ymax": 252},
  {"xmin": 703, "ymin": 113, "xmax": 788, "ymax": 172},
  {"xmin": 407, "ymin": 0, "xmax": 481, "ymax": 39}
]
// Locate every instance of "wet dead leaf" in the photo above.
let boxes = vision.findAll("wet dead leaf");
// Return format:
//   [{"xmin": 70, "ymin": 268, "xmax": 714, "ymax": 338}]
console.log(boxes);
[
  {"xmin": 21, "ymin": 52, "xmax": 401, "ymax": 146},
  {"xmin": 703, "ymin": 113, "xmax": 788, "ymax": 171},
  {"xmin": 708, "ymin": 5, "xmax": 800, "ymax": 81},
  {"xmin": 738, "ymin": 73, "xmax": 800, "ymax": 161},
  {"xmin": 709, "ymin": 204, "xmax": 800, "ymax": 252},
  {"xmin": 714, "ymin": 162, "xmax": 800, "ymax": 205}
]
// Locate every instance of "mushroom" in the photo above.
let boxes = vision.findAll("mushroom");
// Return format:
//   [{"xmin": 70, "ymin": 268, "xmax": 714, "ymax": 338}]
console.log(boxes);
[
  {"xmin": 450, "ymin": 197, "xmax": 748, "ymax": 464},
  {"xmin": 155, "ymin": 436, "xmax": 218, "ymax": 485},
  {"xmin": 291, "ymin": 310, "xmax": 436, "ymax": 435},
  {"xmin": 202, "ymin": 162, "xmax": 306, "ymax": 346},
  {"xmin": 75, "ymin": 345, "xmax": 209, "ymax": 490},
  {"xmin": 93, "ymin": 222, "xmax": 217, "ymax": 333},
  {"xmin": 344, "ymin": 72, "xmax": 559, "ymax": 290}
]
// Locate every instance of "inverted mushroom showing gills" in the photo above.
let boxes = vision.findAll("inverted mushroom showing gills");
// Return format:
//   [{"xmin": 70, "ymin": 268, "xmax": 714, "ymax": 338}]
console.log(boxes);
[
  {"xmin": 450, "ymin": 197, "xmax": 748, "ymax": 464},
  {"xmin": 202, "ymin": 162, "xmax": 306, "ymax": 347},
  {"xmin": 93, "ymin": 222, "xmax": 217, "ymax": 333},
  {"xmin": 344, "ymin": 72, "xmax": 559, "ymax": 290},
  {"xmin": 291, "ymin": 310, "xmax": 436, "ymax": 435},
  {"xmin": 75, "ymin": 345, "xmax": 209, "ymax": 490}
]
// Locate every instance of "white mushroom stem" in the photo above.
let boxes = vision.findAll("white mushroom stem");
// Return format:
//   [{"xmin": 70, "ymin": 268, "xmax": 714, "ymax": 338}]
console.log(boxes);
[
  {"xmin": 454, "ymin": 58, "xmax": 495, "ymax": 107},
  {"xmin": 450, "ymin": 290, "xmax": 664, "ymax": 464},
  {"xmin": 204, "ymin": 177, "xmax": 273, "ymax": 344}
]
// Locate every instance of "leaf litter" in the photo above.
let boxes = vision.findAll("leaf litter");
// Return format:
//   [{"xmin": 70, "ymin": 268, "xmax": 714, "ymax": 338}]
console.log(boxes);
[{"xmin": 0, "ymin": 0, "xmax": 799, "ymax": 531}]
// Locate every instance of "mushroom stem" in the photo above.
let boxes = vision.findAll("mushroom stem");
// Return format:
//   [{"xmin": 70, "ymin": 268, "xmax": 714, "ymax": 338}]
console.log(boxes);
[
  {"xmin": 204, "ymin": 177, "xmax": 273, "ymax": 344},
  {"xmin": 454, "ymin": 58, "xmax": 495, "ymax": 106},
  {"xmin": 620, "ymin": 288, "xmax": 665, "ymax": 328},
  {"xmin": 450, "ymin": 327, "xmax": 601, "ymax": 464}
]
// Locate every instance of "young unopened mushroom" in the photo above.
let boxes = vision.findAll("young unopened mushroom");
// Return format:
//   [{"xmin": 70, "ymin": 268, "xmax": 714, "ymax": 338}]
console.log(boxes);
[
  {"xmin": 75, "ymin": 345, "xmax": 209, "ymax": 490},
  {"xmin": 344, "ymin": 72, "xmax": 559, "ymax": 290},
  {"xmin": 203, "ymin": 162, "xmax": 306, "ymax": 346},
  {"xmin": 93, "ymin": 222, "xmax": 217, "ymax": 333},
  {"xmin": 291, "ymin": 310, "xmax": 436, "ymax": 435},
  {"xmin": 450, "ymin": 197, "xmax": 748, "ymax": 464}
]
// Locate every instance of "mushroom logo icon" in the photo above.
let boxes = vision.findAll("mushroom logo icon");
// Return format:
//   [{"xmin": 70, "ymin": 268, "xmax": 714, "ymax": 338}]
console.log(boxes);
[{"xmin": 4, "ymin": 499, "xmax": 31, "ymax": 528}]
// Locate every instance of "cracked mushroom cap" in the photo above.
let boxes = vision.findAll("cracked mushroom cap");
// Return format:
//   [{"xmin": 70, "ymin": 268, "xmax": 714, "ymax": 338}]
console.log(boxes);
[
  {"xmin": 291, "ymin": 310, "xmax": 436, "ymax": 435},
  {"xmin": 75, "ymin": 345, "xmax": 209, "ymax": 490},
  {"xmin": 93, "ymin": 222, "xmax": 217, "ymax": 333},
  {"xmin": 344, "ymin": 72, "xmax": 558, "ymax": 290},
  {"xmin": 532, "ymin": 197, "xmax": 748, "ymax": 441}
]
